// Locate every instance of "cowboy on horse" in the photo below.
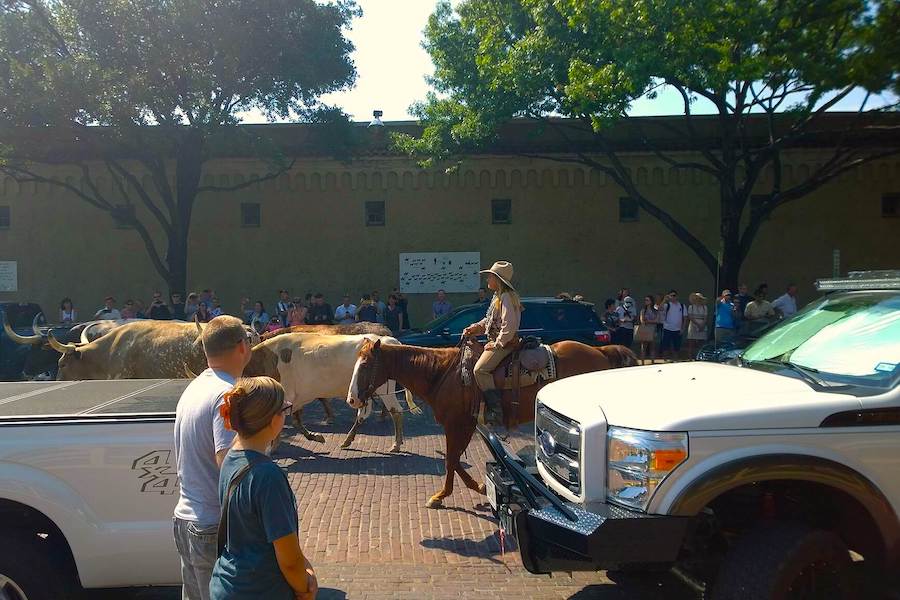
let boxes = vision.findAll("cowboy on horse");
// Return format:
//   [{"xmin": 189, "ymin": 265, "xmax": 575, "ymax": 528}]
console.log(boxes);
[{"xmin": 462, "ymin": 260, "xmax": 522, "ymax": 426}]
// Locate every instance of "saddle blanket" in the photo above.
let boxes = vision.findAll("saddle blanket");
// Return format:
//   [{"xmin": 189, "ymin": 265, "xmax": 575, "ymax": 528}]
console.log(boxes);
[{"xmin": 494, "ymin": 344, "xmax": 558, "ymax": 390}]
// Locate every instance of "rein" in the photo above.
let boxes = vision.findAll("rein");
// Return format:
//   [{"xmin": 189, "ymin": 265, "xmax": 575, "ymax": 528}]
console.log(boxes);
[
  {"xmin": 430, "ymin": 336, "xmax": 468, "ymax": 398},
  {"xmin": 360, "ymin": 337, "xmax": 468, "ymax": 415}
]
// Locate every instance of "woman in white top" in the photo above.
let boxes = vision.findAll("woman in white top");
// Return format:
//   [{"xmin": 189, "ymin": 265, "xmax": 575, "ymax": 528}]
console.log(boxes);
[
  {"xmin": 59, "ymin": 297, "xmax": 77, "ymax": 324},
  {"xmin": 686, "ymin": 292, "xmax": 709, "ymax": 358}
]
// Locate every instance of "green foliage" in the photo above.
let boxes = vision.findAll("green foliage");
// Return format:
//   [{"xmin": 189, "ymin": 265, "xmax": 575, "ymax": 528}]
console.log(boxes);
[
  {"xmin": 397, "ymin": 0, "xmax": 898, "ymax": 283},
  {"xmin": 400, "ymin": 0, "xmax": 895, "ymax": 155},
  {"xmin": 0, "ymin": 0, "xmax": 359, "ymax": 128}
]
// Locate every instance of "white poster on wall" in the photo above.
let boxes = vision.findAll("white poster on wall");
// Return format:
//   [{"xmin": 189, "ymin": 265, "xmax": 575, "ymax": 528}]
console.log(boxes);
[
  {"xmin": 0, "ymin": 261, "xmax": 17, "ymax": 292},
  {"xmin": 399, "ymin": 252, "xmax": 481, "ymax": 294}
]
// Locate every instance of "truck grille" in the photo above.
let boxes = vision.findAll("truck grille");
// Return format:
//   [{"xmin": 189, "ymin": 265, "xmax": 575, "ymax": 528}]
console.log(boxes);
[{"xmin": 535, "ymin": 404, "xmax": 581, "ymax": 493}]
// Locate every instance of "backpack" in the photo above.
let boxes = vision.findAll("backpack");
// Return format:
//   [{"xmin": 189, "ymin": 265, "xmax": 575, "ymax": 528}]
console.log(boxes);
[{"xmin": 663, "ymin": 301, "xmax": 684, "ymax": 323}]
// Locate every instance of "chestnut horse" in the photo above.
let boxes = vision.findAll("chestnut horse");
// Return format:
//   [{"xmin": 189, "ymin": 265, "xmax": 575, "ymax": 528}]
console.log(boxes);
[{"xmin": 347, "ymin": 339, "xmax": 637, "ymax": 508}]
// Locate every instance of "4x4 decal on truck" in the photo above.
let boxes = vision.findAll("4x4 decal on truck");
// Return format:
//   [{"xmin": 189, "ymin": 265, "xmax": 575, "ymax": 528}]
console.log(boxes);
[{"xmin": 132, "ymin": 450, "xmax": 179, "ymax": 495}]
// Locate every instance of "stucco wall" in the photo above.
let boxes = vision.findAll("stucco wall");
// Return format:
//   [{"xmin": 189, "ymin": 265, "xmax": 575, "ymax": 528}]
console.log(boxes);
[{"xmin": 1, "ymin": 151, "xmax": 898, "ymax": 325}]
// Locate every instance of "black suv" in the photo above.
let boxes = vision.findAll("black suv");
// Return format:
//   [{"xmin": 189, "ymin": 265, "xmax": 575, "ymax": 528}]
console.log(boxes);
[{"xmin": 397, "ymin": 297, "xmax": 610, "ymax": 347}]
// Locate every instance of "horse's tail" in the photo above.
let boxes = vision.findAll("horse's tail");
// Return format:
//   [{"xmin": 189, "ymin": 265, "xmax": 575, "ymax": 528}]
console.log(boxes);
[
  {"xmin": 404, "ymin": 387, "xmax": 422, "ymax": 415},
  {"xmin": 606, "ymin": 344, "xmax": 639, "ymax": 368}
]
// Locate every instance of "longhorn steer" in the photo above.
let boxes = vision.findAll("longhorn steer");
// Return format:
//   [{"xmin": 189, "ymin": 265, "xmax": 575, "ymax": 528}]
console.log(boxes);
[
  {"xmin": 48, "ymin": 320, "xmax": 210, "ymax": 380},
  {"xmin": 244, "ymin": 332, "xmax": 411, "ymax": 452}
]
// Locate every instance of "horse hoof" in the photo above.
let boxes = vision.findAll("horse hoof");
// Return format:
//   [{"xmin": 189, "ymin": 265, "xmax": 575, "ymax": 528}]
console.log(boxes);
[
  {"xmin": 425, "ymin": 498, "xmax": 443, "ymax": 509},
  {"xmin": 389, "ymin": 444, "xmax": 401, "ymax": 453},
  {"xmin": 311, "ymin": 434, "xmax": 326, "ymax": 444},
  {"xmin": 340, "ymin": 440, "xmax": 351, "ymax": 449},
  {"xmin": 478, "ymin": 483, "xmax": 486, "ymax": 495}
]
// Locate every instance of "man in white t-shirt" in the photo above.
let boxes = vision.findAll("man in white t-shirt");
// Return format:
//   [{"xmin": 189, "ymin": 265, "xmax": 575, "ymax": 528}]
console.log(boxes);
[
  {"xmin": 772, "ymin": 284, "xmax": 799, "ymax": 318},
  {"xmin": 659, "ymin": 289, "xmax": 687, "ymax": 361},
  {"xmin": 173, "ymin": 316, "xmax": 251, "ymax": 600},
  {"xmin": 334, "ymin": 295, "xmax": 357, "ymax": 324},
  {"xmin": 94, "ymin": 296, "xmax": 123, "ymax": 320}
]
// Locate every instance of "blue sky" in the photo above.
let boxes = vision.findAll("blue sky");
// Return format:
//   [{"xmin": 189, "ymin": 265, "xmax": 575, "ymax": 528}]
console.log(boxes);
[{"xmin": 242, "ymin": 0, "xmax": 895, "ymax": 124}]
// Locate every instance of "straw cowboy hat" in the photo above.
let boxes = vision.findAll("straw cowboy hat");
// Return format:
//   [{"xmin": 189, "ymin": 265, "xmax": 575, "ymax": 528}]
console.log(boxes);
[{"xmin": 480, "ymin": 261, "xmax": 515, "ymax": 290}]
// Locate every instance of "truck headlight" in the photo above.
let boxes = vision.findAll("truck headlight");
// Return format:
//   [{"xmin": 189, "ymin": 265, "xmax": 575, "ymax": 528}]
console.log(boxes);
[{"xmin": 607, "ymin": 427, "xmax": 688, "ymax": 512}]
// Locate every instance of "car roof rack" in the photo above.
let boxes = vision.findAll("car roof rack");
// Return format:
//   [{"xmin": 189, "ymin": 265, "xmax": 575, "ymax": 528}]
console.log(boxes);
[{"xmin": 815, "ymin": 270, "xmax": 900, "ymax": 291}]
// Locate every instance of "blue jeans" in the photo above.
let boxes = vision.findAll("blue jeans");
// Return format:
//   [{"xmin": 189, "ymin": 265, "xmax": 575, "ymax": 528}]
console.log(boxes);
[{"xmin": 174, "ymin": 517, "xmax": 218, "ymax": 600}]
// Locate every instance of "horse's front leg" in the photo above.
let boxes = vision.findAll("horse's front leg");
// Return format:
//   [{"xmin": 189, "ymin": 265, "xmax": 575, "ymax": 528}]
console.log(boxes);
[
  {"xmin": 292, "ymin": 407, "xmax": 326, "ymax": 443},
  {"xmin": 340, "ymin": 402, "xmax": 372, "ymax": 449},
  {"xmin": 426, "ymin": 421, "xmax": 468, "ymax": 508},
  {"xmin": 318, "ymin": 397, "xmax": 335, "ymax": 425},
  {"xmin": 452, "ymin": 421, "xmax": 485, "ymax": 494}
]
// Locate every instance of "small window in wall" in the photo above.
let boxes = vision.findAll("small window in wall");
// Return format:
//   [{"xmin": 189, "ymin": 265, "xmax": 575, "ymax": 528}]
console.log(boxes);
[
  {"xmin": 0, "ymin": 206, "xmax": 9, "ymax": 229},
  {"xmin": 883, "ymin": 194, "xmax": 899, "ymax": 218},
  {"xmin": 619, "ymin": 197, "xmax": 638, "ymax": 222},
  {"xmin": 112, "ymin": 204, "xmax": 135, "ymax": 229},
  {"xmin": 492, "ymin": 198, "xmax": 511, "ymax": 224},
  {"xmin": 365, "ymin": 201, "xmax": 385, "ymax": 226},
  {"xmin": 241, "ymin": 203, "xmax": 261, "ymax": 227}
]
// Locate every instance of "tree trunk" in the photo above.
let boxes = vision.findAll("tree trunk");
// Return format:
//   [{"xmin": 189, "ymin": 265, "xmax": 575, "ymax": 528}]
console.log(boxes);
[
  {"xmin": 165, "ymin": 236, "xmax": 188, "ymax": 297},
  {"xmin": 166, "ymin": 130, "xmax": 206, "ymax": 297}
]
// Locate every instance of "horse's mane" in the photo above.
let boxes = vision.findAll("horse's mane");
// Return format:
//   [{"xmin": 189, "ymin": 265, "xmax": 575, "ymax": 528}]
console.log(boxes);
[{"xmin": 372, "ymin": 343, "xmax": 460, "ymax": 389}]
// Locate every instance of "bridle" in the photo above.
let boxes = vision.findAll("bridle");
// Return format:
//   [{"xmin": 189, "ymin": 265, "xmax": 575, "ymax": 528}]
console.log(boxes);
[{"xmin": 357, "ymin": 347, "xmax": 382, "ymax": 408}]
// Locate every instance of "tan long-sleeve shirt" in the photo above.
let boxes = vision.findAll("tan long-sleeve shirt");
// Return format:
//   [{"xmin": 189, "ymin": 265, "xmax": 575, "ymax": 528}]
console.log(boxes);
[{"xmin": 476, "ymin": 292, "xmax": 521, "ymax": 348}]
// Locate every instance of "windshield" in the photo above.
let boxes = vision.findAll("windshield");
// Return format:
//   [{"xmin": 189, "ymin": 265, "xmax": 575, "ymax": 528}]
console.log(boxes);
[{"xmin": 743, "ymin": 291, "xmax": 900, "ymax": 387}]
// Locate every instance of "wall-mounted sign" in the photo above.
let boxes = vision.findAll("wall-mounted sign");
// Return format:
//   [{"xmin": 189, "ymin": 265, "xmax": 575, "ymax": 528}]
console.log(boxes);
[
  {"xmin": 399, "ymin": 252, "xmax": 481, "ymax": 293},
  {"xmin": 0, "ymin": 261, "xmax": 17, "ymax": 292}
]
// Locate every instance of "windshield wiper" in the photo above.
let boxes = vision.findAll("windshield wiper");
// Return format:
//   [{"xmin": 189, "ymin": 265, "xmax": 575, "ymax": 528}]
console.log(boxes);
[{"xmin": 748, "ymin": 358, "xmax": 828, "ymax": 387}]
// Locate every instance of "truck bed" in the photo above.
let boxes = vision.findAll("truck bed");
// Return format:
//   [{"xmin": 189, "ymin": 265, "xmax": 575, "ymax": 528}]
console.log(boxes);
[{"xmin": 0, "ymin": 379, "xmax": 189, "ymax": 420}]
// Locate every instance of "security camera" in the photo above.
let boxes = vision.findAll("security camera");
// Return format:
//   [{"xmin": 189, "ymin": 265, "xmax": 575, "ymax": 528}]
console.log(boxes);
[{"xmin": 368, "ymin": 109, "xmax": 384, "ymax": 128}]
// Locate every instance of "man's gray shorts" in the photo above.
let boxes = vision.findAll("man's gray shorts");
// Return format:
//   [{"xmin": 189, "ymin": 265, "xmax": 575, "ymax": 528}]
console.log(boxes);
[{"xmin": 173, "ymin": 517, "xmax": 218, "ymax": 600}]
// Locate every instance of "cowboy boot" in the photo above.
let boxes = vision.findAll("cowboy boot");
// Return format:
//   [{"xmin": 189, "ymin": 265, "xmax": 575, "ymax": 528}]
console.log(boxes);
[{"xmin": 482, "ymin": 389, "xmax": 504, "ymax": 426}]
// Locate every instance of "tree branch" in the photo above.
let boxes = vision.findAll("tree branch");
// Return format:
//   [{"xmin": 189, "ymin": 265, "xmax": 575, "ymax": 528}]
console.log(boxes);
[
  {"xmin": 105, "ymin": 158, "xmax": 174, "ymax": 237},
  {"xmin": 0, "ymin": 164, "xmax": 110, "ymax": 212},
  {"xmin": 196, "ymin": 158, "xmax": 296, "ymax": 193}
]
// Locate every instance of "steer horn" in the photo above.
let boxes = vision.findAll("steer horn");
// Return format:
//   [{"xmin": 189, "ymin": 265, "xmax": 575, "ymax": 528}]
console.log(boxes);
[
  {"xmin": 80, "ymin": 322, "xmax": 100, "ymax": 344},
  {"xmin": 32, "ymin": 313, "xmax": 45, "ymax": 336},
  {"xmin": 48, "ymin": 331, "xmax": 78, "ymax": 354},
  {"xmin": 3, "ymin": 314, "xmax": 43, "ymax": 345}
]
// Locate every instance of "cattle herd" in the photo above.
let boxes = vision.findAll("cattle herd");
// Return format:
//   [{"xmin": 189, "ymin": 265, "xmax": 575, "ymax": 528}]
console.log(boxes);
[{"xmin": 3, "ymin": 316, "xmax": 408, "ymax": 451}]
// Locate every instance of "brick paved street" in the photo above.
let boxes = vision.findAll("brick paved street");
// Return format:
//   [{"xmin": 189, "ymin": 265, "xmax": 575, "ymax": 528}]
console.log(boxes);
[{"xmin": 94, "ymin": 398, "xmax": 698, "ymax": 600}]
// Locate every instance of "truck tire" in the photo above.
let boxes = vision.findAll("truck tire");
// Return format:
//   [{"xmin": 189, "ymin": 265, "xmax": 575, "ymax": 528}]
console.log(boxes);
[
  {"xmin": 0, "ymin": 533, "xmax": 72, "ymax": 600},
  {"xmin": 710, "ymin": 523, "xmax": 853, "ymax": 600}
]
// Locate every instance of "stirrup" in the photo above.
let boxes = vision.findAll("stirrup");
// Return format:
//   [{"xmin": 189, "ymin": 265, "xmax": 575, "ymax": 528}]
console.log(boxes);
[{"xmin": 482, "ymin": 390, "xmax": 504, "ymax": 427}]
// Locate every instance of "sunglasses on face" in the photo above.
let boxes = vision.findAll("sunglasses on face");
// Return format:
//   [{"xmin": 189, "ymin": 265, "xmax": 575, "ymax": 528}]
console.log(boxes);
[{"xmin": 281, "ymin": 401, "xmax": 293, "ymax": 414}]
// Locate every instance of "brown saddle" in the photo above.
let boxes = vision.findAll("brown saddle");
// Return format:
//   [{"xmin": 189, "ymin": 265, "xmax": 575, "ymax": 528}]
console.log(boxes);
[{"xmin": 460, "ymin": 337, "xmax": 558, "ymax": 391}]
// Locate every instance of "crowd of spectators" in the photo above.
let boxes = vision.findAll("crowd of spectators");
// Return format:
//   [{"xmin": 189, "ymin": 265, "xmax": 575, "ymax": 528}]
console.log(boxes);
[
  {"xmin": 63, "ymin": 286, "xmax": 434, "ymax": 336},
  {"xmin": 601, "ymin": 283, "xmax": 798, "ymax": 362},
  {"xmin": 58, "ymin": 280, "xmax": 799, "ymax": 361}
]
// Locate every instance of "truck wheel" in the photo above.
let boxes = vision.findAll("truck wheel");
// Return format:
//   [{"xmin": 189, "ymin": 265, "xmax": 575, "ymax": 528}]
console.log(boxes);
[
  {"xmin": 711, "ymin": 523, "xmax": 853, "ymax": 600},
  {"xmin": 0, "ymin": 533, "xmax": 71, "ymax": 600}
]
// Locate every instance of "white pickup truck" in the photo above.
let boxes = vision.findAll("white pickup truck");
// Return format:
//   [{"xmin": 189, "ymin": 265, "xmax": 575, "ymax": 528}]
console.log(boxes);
[
  {"xmin": 484, "ymin": 272, "xmax": 900, "ymax": 598},
  {"xmin": 0, "ymin": 379, "xmax": 188, "ymax": 600}
]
